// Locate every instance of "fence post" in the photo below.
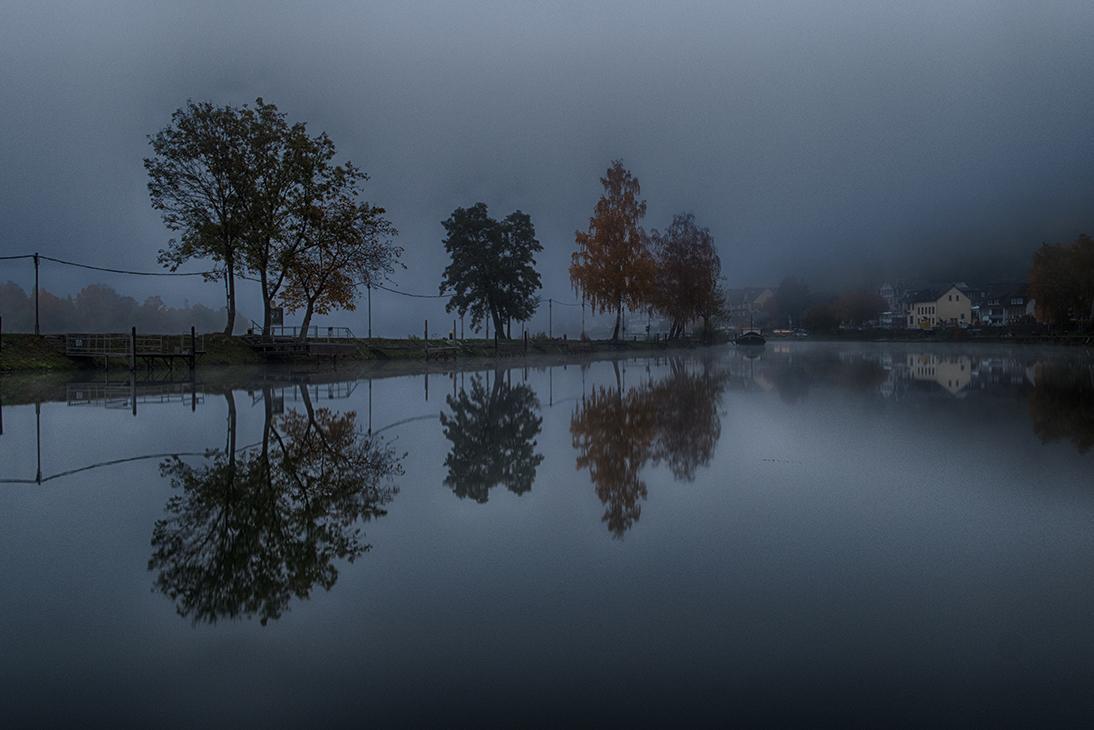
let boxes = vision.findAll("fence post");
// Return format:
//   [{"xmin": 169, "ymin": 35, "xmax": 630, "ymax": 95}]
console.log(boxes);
[{"xmin": 130, "ymin": 326, "xmax": 137, "ymax": 372}]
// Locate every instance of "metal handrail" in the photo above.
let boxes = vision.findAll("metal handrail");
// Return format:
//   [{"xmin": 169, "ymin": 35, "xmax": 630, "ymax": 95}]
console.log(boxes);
[
  {"xmin": 247, "ymin": 325, "xmax": 356, "ymax": 340},
  {"xmin": 65, "ymin": 333, "xmax": 206, "ymax": 357}
]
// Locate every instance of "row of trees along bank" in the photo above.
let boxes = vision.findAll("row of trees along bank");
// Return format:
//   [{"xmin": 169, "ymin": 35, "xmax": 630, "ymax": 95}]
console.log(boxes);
[
  {"xmin": 147, "ymin": 101, "xmax": 722, "ymax": 342},
  {"xmin": 437, "ymin": 161, "xmax": 725, "ymax": 342}
]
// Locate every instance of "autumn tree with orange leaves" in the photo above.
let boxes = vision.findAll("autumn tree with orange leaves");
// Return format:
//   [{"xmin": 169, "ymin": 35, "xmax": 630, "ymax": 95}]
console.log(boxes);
[
  {"xmin": 571, "ymin": 161, "xmax": 655, "ymax": 340},
  {"xmin": 281, "ymin": 178, "xmax": 401, "ymax": 339}
]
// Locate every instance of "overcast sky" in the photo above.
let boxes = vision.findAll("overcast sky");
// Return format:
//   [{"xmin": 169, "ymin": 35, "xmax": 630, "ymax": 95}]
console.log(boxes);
[{"xmin": 3, "ymin": 1, "xmax": 1094, "ymax": 334}]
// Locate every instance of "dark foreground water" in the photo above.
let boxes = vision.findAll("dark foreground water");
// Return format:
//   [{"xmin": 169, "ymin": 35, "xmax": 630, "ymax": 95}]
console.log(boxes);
[{"xmin": 1, "ymin": 342, "xmax": 1092, "ymax": 727}]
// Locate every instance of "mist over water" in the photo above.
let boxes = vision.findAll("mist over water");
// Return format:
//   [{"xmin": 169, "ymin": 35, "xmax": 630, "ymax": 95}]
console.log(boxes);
[{"xmin": 1, "ymin": 342, "xmax": 1092, "ymax": 725}]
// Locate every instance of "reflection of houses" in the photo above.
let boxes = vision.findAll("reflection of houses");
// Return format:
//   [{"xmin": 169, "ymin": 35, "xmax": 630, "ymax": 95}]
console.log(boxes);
[
  {"xmin": 880, "ymin": 350, "xmax": 1039, "ymax": 400},
  {"xmin": 904, "ymin": 285, "xmax": 971, "ymax": 329},
  {"xmin": 905, "ymin": 353, "xmax": 972, "ymax": 396},
  {"xmin": 724, "ymin": 287, "xmax": 774, "ymax": 329}
]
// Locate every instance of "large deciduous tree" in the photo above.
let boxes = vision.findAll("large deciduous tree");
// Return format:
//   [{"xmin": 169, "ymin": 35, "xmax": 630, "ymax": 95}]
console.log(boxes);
[
  {"xmin": 571, "ymin": 161, "xmax": 654, "ymax": 340},
  {"xmin": 238, "ymin": 100, "xmax": 339, "ymax": 335},
  {"xmin": 1030, "ymin": 234, "xmax": 1094, "ymax": 327},
  {"xmin": 281, "ymin": 180, "xmax": 400, "ymax": 340},
  {"xmin": 146, "ymin": 101, "xmax": 249, "ymax": 335},
  {"xmin": 149, "ymin": 98, "xmax": 391, "ymax": 337},
  {"xmin": 439, "ymin": 203, "xmax": 542, "ymax": 337},
  {"xmin": 649, "ymin": 213, "xmax": 723, "ymax": 339},
  {"xmin": 835, "ymin": 289, "xmax": 887, "ymax": 326}
]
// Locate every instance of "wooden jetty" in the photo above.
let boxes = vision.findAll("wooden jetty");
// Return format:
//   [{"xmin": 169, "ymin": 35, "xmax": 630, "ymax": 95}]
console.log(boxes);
[{"xmin": 240, "ymin": 334, "xmax": 356, "ymax": 363}]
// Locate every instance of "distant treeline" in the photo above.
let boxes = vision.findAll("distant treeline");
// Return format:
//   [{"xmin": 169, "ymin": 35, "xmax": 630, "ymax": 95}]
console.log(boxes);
[{"xmin": 0, "ymin": 282, "xmax": 239, "ymax": 334}]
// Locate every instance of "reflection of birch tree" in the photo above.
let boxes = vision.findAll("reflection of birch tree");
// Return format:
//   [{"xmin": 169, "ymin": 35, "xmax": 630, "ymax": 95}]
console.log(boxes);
[
  {"xmin": 149, "ymin": 387, "xmax": 403, "ymax": 625},
  {"xmin": 571, "ymin": 360, "xmax": 729, "ymax": 537}
]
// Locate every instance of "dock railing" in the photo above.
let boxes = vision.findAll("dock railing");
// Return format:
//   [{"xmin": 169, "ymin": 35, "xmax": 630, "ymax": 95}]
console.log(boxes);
[
  {"xmin": 65, "ymin": 333, "xmax": 206, "ymax": 358},
  {"xmin": 247, "ymin": 322, "xmax": 355, "ymax": 340}
]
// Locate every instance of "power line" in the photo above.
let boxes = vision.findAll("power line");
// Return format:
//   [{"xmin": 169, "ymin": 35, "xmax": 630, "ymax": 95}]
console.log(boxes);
[
  {"xmin": 9, "ymin": 251, "xmax": 589, "ymax": 311},
  {"xmin": 39, "ymin": 255, "xmax": 216, "ymax": 277},
  {"xmin": 372, "ymin": 283, "xmax": 451, "ymax": 299}
]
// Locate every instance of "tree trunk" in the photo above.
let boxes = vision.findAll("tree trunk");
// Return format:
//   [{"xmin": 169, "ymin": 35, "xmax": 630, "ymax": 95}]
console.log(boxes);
[
  {"xmin": 491, "ymin": 307, "xmax": 506, "ymax": 340},
  {"xmin": 611, "ymin": 305, "xmax": 622, "ymax": 341},
  {"xmin": 261, "ymin": 272, "xmax": 272, "ymax": 337},
  {"xmin": 299, "ymin": 300, "xmax": 315, "ymax": 341},
  {"xmin": 223, "ymin": 260, "xmax": 237, "ymax": 337},
  {"xmin": 225, "ymin": 391, "xmax": 237, "ymax": 470},
  {"xmin": 260, "ymin": 387, "xmax": 273, "ymax": 460}
]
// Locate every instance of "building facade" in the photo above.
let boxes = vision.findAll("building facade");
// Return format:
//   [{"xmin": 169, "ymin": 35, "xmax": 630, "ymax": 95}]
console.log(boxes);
[{"xmin": 905, "ymin": 285, "xmax": 971, "ymax": 329}]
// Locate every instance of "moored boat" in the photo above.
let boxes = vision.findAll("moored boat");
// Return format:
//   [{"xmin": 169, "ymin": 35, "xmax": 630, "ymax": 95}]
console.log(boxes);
[{"xmin": 734, "ymin": 329, "xmax": 766, "ymax": 346}]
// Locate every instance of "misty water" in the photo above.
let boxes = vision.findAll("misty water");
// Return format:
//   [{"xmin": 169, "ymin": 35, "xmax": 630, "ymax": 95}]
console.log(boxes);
[{"xmin": 1, "ymin": 342, "xmax": 1092, "ymax": 726}]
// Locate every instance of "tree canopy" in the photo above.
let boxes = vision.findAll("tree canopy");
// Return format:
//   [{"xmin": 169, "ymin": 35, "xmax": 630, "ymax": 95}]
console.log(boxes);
[
  {"xmin": 649, "ymin": 213, "xmax": 723, "ymax": 339},
  {"xmin": 146, "ymin": 100, "xmax": 250, "ymax": 335},
  {"xmin": 571, "ymin": 161, "xmax": 654, "ymax": 340},
  {"xmin": 1030, "ymin": 234, "xmax": 1094, "ymax": 327},
  {"xmin": 439, "ymin": 203, "xmax": 542, "ymax": 337},
  {"xmin": 147, "ymin": 97, "xmax": 398, "ymax": 336}
]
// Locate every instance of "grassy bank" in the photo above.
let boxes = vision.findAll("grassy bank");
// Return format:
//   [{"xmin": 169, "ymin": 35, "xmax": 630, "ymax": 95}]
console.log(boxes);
[{"xmin": 0, "ymin": 332, "xmax": 704, "ymax": 374}]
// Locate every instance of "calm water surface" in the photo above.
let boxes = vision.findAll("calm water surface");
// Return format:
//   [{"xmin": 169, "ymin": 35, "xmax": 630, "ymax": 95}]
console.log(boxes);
[{"xmin": 1, "ymin": 342, "xmax": 1092, "ymax": 727}]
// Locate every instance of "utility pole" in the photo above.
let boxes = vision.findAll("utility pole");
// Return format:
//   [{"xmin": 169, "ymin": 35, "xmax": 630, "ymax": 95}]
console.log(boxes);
[
  {"xmin": 367, "ymin": 284, "xmax": 372, "ymax": 339},
  {"xmin": 33, "ymin": 253, "xmax": 40, "ymax": 336},
  {"xmin": 549, "ymin": 298, "xmax": 553, "ymax": 339},
  {"xmin": 581, "ymin": 296, "xmax": 586, "ymax": 339}
]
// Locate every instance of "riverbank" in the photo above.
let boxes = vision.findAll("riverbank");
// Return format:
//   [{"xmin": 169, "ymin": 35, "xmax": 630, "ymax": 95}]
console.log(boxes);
[
  {"xmin": 776, "ymin": 329, "xmax": 1094, "ymax": 347},
  {"xmin": 0, "ymin": 332, "xmax": 712, "ymax": 374}
]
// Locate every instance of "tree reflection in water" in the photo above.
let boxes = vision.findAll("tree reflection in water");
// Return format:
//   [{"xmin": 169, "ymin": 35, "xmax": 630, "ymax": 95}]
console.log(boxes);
[
  {"xmin": 1030, "ymin": 363, "xmax": 1094, "ymax": 454},
  {"xmin": 149, "ymin": 386, "xmax": 403, "ymax": 625},
  {"xmin": 440, "ymin": 371, "xmax": 544, "ymax": 503},
  {"xmin": 571, "ymin": 359, "xmax": 729, "ymax": 537}
]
